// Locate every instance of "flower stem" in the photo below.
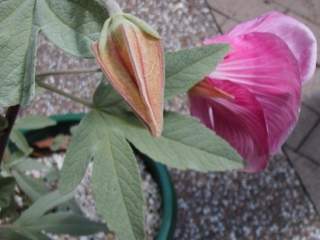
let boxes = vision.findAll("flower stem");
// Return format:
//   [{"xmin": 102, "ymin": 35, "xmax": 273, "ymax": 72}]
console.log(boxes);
[
  {"xmin": 37, "ymin": 68, "xmax": 101, "ymax": 78},
  {"xmin": 36, "ymin": 80, "xmax": 93, "ymax": 108},
  {"xmin": 103, "ymin": 0, "xmax": 122, "ymax": 16}
]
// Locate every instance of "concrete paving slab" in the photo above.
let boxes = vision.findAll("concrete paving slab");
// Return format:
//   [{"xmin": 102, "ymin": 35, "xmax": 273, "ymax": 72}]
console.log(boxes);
[
  {"xmin": 286, "ymin": 104, "xmax": 319, "ymax": 150},
  {"xmin": 303, "ymin": 69, "xmax": 320, "ymax": 98},
  {"xmin": 207, "ymin": 0, "xmax": 286, "ymax": 22},
  {"xmin": 299, "ymin": 122, "xmax": 320, "ymax": 162},
  {"xmin": 272, "ymin": 0, "xmax": 320, "ymax": 25},
  {"xmin": 303, "ymin": 84, "xmax": 320, "ymax": 116},
  {"xmin": 286, "ymin": 149, "xmax": 320, "ymax": 212}
]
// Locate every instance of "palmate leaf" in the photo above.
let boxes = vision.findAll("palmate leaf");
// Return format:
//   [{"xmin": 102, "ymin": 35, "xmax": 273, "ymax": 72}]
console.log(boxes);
[
  {"xmin": 104, "ymin": 112, "xmax": 244, "ymax": 172},
  {"xmin": 93, "ymin": 44, "xmax": 229, "ymax": 112},
  {"xmin": 9, "ymin": 158, "xmax": 49, "ymax": 172},
  {"xmin": 59, "ymin": 111, "xmax": 145, "ymax": 240},
  {"xmin": 14, "ymin": 212, "xmax": 106, "ymax": 236},
  {"xmin": 164, "ymin": 44, "xmax": 229, "ymax": 99},
  {"xmin": 0, "ymin": 0, "xmax": 37, "ymax": 107},
  {"xmin": 1, "ymin": 212, "xmax": 105, "ymax": 239},
  {"xmin": 12, "ymin": 171, "xmax": 48, "ymax": 202},
  {"xmin": 59, "ymin": 113, "xmax": 98, "ymax": 193},
  {"xmin": 14, "ymin": 115, "xmax": 56, "ymax": 130},
  {"xmin": 91, "ymin": 126, "xmax": 145, "ymax": 240},
  {"xmin": 0, "ymin": 0, "xmax": 106, "ymax": 107},
  {"xmin": 36, "ymin": 0, "xmax": 107, "ymax": 57},
  {"xmin": 15, "ymin": 190, "xmax": 74, "ymax": 225},
  {"xmin": 0, "ymin": 228, "xmax": 50, "ymax": 240},
  {"xmin": 10, "ymin": 129, "xmax": 33, "ymax": 155}
]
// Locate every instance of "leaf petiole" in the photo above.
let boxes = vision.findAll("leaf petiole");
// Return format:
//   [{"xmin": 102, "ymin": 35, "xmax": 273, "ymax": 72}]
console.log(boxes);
[
  {"xmin": 36, "ymin": 80, "xmax": 93, "ymax": 108},
  {"xmin": 36, "ymin": 68, "xmax": 101, "ymax": 78}
]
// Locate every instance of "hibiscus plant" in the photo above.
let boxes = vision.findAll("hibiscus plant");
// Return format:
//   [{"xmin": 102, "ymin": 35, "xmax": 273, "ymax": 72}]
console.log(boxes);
[{"xmin": 0, "ymin": 0, "xmax": 317, "ymax": 239}]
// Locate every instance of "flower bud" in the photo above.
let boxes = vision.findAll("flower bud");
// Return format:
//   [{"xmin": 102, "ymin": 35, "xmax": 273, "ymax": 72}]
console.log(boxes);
[{"xmin": 92, "ymin": 14, "xmax": 164, "ymax": 137}]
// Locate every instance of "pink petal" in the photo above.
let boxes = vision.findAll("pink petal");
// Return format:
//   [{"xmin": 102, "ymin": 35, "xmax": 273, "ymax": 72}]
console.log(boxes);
[
  {"xmin": 189, "ymin": 79, "xmax": 269, "ymax": 172},
  {"xmin": 227, "ymin": 11, "xmax": 317, "ymax": 83},
  {"xmin": 209, "ymin": 32, "xmax": 301, "ymax": 153}
]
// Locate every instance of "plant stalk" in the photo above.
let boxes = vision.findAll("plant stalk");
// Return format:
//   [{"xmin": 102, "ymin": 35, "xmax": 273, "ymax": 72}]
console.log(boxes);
[
  {"xmin": 37, "ymin": 68, "xmax": 101, "ymax": 78},
  {"xmin": 0, "ymin": 105, "xmax": 20, "ymax": 164},
  {"xmin": 103, "ymin": 0, "xmax": 122, "ymax": 16},
  {"xmin": 36, "ymin": 80, "xmax": 93, "ymax": 108}
]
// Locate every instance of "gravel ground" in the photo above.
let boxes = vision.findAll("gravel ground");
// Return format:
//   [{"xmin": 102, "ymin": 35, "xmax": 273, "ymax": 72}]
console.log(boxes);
[
  {"xmin": 20, "ymin": 0, "xmax": 320, "ymax": 239},
  {"xmin": 74, "ymin": 160, "xmax": 162, "ymax": 240},
  {"xmin": 24, "ymin": 154, "xmax": 162, "ymax": 240}
]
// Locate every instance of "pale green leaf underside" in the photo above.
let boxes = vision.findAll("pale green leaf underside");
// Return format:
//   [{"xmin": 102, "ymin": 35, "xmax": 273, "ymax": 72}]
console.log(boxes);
[
  {"xmin": 14, "ymin": 115, "xmax": 56, "ymax": 130},
  {"xmin": 59, "ymin": 113, "xmax": 98, "ymax": 193},
  {"xmin": 93, "ymin": 44, "xmax": 229, "ymax": 113},
  {"xmin": 12, "ymin": 213, "xmax": 106, "ymax": 236},
  {"xmin": 10, "ymin": 129, "xmax": 33, "ymax": 155},
  {"xmin": 105, "ymin": 112, "xmax": 243, "ymax": 172},
  {"xmin": 0, "ymin": 0, "xmax": 37, "ymax": 107},
  {"xmin": 59, "ymin": 111, "xmax": 145, "ymax": 240},
  {"xmin": 12, "ymin": 171, "xmax": 48, "ymax": 202},
  {"xmin": 15, "ymin": 190, "xmax": 74, "ymax": 224},
  {"xmin": 0, "ymin": 229, "xmax": 49, "ymax": 240},
  {"xmin": 36, "ymin": 0, "xmax": 107, "ymax": 58},
  {"xmin": 165, "ymin": 44, "xmax": 229, "ymax": 99},
  {"xmin": 8, "ymin": 157, "xmax": 49, "ymax": 172},
  {"xmin": 91, "ymin": 118, "xmax": 144, "ymax": 240}
]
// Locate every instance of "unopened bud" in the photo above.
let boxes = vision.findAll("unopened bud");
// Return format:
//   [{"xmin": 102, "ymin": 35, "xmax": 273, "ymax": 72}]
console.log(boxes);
[{"xmin": 92, "ymin": 14, "xmax": 164, "ymax": 137}]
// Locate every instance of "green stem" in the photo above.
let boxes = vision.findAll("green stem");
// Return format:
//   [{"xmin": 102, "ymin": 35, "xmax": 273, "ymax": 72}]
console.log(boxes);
[
  {"xmin": 37, "ymin": 68, "xmax": 101, "ymax": 78},
  {"xmin": 104, "ymin": 0, "xmax": 122, "ymax": 16},
  {"xmin": 36, "ymin": 80, "xmax": 93, "ymax": 108}
]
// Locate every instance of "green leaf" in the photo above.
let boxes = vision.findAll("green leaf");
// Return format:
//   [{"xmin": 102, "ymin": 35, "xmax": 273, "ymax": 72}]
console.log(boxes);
[
  {"xmin": 92, "ymin": 45, "xmax": 229, "ymax": 112},
  {"xmin": 10, "ymin": 129, "xmax": 33, "ymax": 155},
  {"xmin": 60, "ymin": 111, "xmax": 145, "ymax": 240},
  {"xmin": 9, "ymin": 158, "xmax": 49, "ymax": 172},
  {"xmin": 14, "ymin": 212, "xmax": 106, "ymax": 236},
  {"xmin": 93, "ymin": 81, "xmax": 129, "ymax": 112},
  {"xmin": 0, "ymin": 228, "xmax": 23, "ymax": 240},
  {"xmin": 57, "ymin": 199, "xmax": 84, "ymax": 216},
  {"xmin": 14, "ymin": 115, "xmax": 56, "ymax": 130},
  {"xmin": 15, "ymin": 190, "xmax": 74, "ymax": 224},
  {"xmin": 0, "ymin": 228, "xmax": 48, "ymax": 240},
  {"xmin": 36, "ymin": 0, "xmax": 107, "ymax": 58},
  {"xmin": 20, "ymin": 25, "xmax": 39, "ymax": 106},
  {"xmin": 0, "ymin": 0, "xmax": 38, "ymax": 107},
  {"xmin": 165, "ymin": 44, "xmax": 229, "ymax": 99},
  {"xmin": 12, "ymin": 171, "xmax": 48, "ymax": 201},
  {"xmin": 59, "ymin": 114, "xmax": 96, "ymax": 193},
  {"xmin": 0, "ymin": 177, "xmax": 16, "ymax": 209},
  {"xmin": 91, "ymin": 121, "xmax": 144, "ymax": 240},
  {"xmin": 106, "ymin": 112, "xmax": 244, "ymax": 172}
]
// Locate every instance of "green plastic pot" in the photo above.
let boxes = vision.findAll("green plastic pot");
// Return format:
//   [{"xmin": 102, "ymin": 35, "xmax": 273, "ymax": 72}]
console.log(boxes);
[{"xmin": 22, "ymin": 113, "xmax": 177, "ymax": 240}]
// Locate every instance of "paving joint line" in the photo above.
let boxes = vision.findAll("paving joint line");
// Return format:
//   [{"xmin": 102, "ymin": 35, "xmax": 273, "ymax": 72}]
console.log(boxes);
[
  {"xmin": 296, "ymin": 119, "xmax": 320, "ymax": 152},
  {"xmin": 282, "ymin": 145, "xmax": 320, "ymax": 215},
  {"xmin": 286, "ymin": 144, "xmax": 320, "ymax": 168},
  {"xmin": 302, "ymin": 102, "xmax": 320, "ymax": 117},
  {"xmin": 271, "ymin": 1, "xmax": 320, "ymax": 26}
]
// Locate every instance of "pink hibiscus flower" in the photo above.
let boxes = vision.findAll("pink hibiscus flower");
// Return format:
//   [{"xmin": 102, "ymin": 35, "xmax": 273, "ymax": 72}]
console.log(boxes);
[{"xmin": 189, "ymin": 11, "xmax": 317, "ymax": 172}]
